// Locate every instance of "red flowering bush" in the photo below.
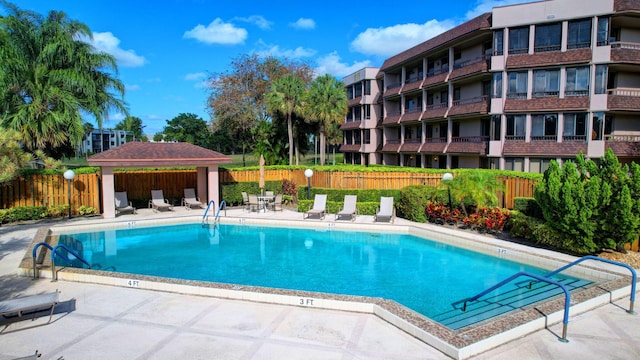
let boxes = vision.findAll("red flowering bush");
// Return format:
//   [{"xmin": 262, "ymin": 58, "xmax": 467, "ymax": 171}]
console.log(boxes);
[
  {"xmin": 425, "ymin": 201, "xmax": 463, "ymax": 224},
  {"xmin": 463, "ymin": 207, "xmax": 511, "ymax": 232}
]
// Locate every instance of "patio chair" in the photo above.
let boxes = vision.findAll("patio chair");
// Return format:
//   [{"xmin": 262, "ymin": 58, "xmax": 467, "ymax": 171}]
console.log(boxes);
[
  {"xmin": 304, "ymin": 194, "xmax": 327, "ymax": 220},
  {"xmin": 0, "ymin": 290, "xmax": 59, "ymax": 323},
  {"xmin": 375, "ymin": 197, "xmax": 395, "ymax": 223},
  {"xmin": 149, "ymin": 190, "xmax": 173, "ymax": 212},
  {"xmin": 335, "ymin": 195, "xmax": 357, "ymax": 221},
  {"xmin": 114, "ymin": 191, "xmax": 136, "ymax": 215},
  {"xmin": 248, "ymin": 194, "xmax": 261, "ymax": 212},
  {"xmin": 270, "ymin": 193, "xmax": 283, "ymax": 212},
  {"xmin": 241, "ymin": 192, "xmax": 250, "ymax": 211},
  {"xmin": 182, "ymin": 188, "xmax": 203, "ymax": 209}
]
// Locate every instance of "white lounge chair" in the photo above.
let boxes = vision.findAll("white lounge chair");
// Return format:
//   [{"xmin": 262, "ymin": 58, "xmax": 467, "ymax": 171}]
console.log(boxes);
[
  {"xmin": 375, "ymin": 197, "xmax": 395, "ymax": 223},
  {"xmin": 149, "ymin": 190, "xmax": 173, "ymax": 212},
  {"xmin": 0, "ymin": 290, "xmax": 59, "ymax": 323},
  {"xmin": 304, "ymin": 194, "xmax": 327, "ymax": 219},
  {"xmin": 335, "ymin": 195, "xmax": 357, "ymax": 221},
  {"xmin": 182, "ymin": 188, "xmax": 203, "ymax": 209},
  {"xmin": 114, "ymin": 191, "xmax": 136, "ymax": 215}
]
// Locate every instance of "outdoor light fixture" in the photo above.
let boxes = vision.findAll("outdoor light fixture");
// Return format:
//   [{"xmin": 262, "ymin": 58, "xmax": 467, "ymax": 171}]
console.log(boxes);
[
  {"xmin": 304, "ymin": 169, "xmax": 313, "ymax": 200},
  {"xmin": 442, "ymin": 172, "xmax": 453, "ymax": 210},
  {"xmin": 63, "ymin": 169, "xmax": 75, "ymax": 219}
]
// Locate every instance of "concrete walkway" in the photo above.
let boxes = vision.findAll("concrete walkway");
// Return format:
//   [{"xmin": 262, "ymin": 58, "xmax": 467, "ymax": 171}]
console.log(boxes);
[{"xmin": 1, "ymin": 207, "xmax": 638, "ymax": 359}]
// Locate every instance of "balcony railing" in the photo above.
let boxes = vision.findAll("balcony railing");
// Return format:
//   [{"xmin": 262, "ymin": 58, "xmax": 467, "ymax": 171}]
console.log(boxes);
[
  {"xmin": 505, "ymin": 135, "xmax": 525, "ymax": 141},
  {"xmin": 508, "ymin": 48, "xmax": 528, "ymax": 55},
  {"xmin": 386, "ymin": 82, "xmax": 402, "ymax": 90},
  {"xmin": 534, "ymin": 45, "xmax": 561, "ymax": 53},
  {"xmin": 567, "ymin": 42, "xmax": 591, "ymax": 50},
  {"xmin": 453, "ymin": 55, "xmax": 489, "ymax": 69},
  {"xmin": 451, "ymin": 136, "xmax": 489, "ymax": 143},
  {"xmin": 533, "ymin": 91, "xmax": 559, "ymax": 98},
  {"xmin": 531, "ymin": 135, "xmax": 558, "ymax": 142},
  {"xmin": 563, "ymin": 135, "xmax": 587, "ymax": 142},
  {"xmin": 606, "ymin": 135, "xmax": 640, "ymax": 142},
  {"xmin": 386, "ymin": 110, "xmax": 401, "ymax": 117},
  {"xmin": 611, "ymin": 41, "xmax": 640, "ymax": 50},
  {"xmin": 507, "ymin": 92, "xmax": 527, "ymax": 99},
  {"xmin": 404, "ymin": 107, "xmax": 422, "ymax": 114},
  {"xmin": 426, "ymin": 67, "xmax": 448, "ymax": 77},
  {"xmin": 403, "ymin": 138, "xmax": 421, "ymax": 144},
  {"xmin": 565, "ymin": 90, "xmax": 589, "ymax": 97},
  {"xmin": 425, "ymin": 103, "xmax": 448, "ymax": 110},
  {"xmin": 405, "ymin": 74, "xmax": 423, "ymax": 84},
  {"xmin": 386, "ymin": 139, "xmax": 401, "ymax": 144},
  {"xmin": 608, "ymin": 88, "xmax": 640, "ymax": 97},
  {"xmin": 425, "ymin": 137, "xmax": 447, "ymax": 143},
  {"xmin": 452, "ymin": 95, "xmax": 488, "ymax": 106}
]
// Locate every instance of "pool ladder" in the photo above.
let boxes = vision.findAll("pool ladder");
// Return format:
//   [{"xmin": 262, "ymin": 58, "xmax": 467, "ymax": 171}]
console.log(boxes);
[
  {"xmin": 459, "ymin": 255, "xmax": 637, "ymax": 342},
  {"xmin": 32, "ymin": 242, "xmax": 92, "ymax": 281},
  {"xmin": 202, "ymin": 200, "xmax": 226, "ymax": 225}
]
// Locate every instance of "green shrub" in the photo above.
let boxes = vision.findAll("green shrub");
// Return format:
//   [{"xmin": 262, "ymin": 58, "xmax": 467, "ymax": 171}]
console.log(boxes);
[
  {"xmin": 77, "ymin": 206, "xmax": 97, "ymax": 216},
  {"xmin": 47, "ymin": 205, "xmax": 69, "ymax": 217},
  {"xmin": 397, "ymin": 185, "xmax": 436, "ymax": 223},
  {"xmin": 513, "ymin": 197, "xmax": 543, "ymax": 219},
  {"xmin": 221, "ymin": 180, "xmax": 282, "ymax": 205},
  {"xmin": 0, "ymin": 206, "xmax": 48, "ymax": 224}
]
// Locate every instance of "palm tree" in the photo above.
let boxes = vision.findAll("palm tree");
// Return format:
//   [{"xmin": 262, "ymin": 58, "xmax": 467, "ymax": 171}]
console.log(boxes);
[
  {"xmin": 304, "ymin": 74, "xmax": 348, "ymax": 165},
  {"xmin": 265, "ymin": 74, "xmax": 306, "ymax": 165},
  {"xmin": 448, "ymin": 171, "xmax": 505, "ymax": 216},
  {"xmin": 0, "ymin": 3, "xmax": 127, "ymax": 152}
]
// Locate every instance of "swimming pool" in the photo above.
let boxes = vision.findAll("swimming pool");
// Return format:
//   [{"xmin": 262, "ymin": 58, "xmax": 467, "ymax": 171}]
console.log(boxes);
[{"xmin": 56, "ymin": 222, "xmax": 591, "ymax": 326}]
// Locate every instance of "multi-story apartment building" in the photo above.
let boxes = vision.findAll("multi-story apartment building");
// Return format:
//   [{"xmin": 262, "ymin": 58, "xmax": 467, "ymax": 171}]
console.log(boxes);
[
  {"xmin": 342, "ymin": 0, "xmax": 640, "ymax": 172},
  {"xmin": 79, "ymin": 129, "xmax": 133, "ymax": 155},
  {"xmin": 341, "ymin": 67, "xmax": 383, "ymax": 165}
]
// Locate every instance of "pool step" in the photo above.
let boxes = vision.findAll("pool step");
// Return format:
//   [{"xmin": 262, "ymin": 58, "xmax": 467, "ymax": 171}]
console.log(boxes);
[{"xmin": 432, "ymin": 277, "xmax": 591, "ymax": 330}]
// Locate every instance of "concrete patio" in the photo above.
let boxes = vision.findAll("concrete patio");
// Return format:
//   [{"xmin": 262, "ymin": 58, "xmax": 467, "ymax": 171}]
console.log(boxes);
[{"xmin": 1, "ymin": 206, "xmax": 638, "ymax": 359}]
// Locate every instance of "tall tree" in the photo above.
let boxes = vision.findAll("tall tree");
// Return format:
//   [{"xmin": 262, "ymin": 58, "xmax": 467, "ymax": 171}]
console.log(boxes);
[
  {"xmin": 304, "ymin": 74, "xmax": 348, "ymax": 165},
  {"xmin": 265, "ymin": 74, "xmax": 306, "ymax": 165},
  {"xmin": 0, "ymin": 2, "xmax": 127, "ymax": 153},
  {"xmin": 161, "ymin": 113, "xmax": 211, "ymax": 146},
  {"xmin": 115, "ymin": 116, "xmax": 146, "ymax": 141}
]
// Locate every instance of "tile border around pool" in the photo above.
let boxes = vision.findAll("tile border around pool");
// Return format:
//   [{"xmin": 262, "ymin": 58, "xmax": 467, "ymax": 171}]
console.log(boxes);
[{"xmin": 25, "ymin": 215, "xmax": 637, "ymax": 360}]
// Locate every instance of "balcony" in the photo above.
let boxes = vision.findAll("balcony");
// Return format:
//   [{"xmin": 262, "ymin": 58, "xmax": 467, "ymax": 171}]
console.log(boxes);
[
  {"xmin": 447, "ymin": 136, "xmax": 489, "ymax": 154},
  {"xmin": 383, "ymin": 111, "xmax": 401, "ymax": 125},
  {"xmin": 448, "ymin": 96, "xmax": 489, "ymax": 117},
  {"xmin": 383, "ymin": 82, "xmax": 402, "ymax": 97},
  {"xmin": 506, "ymin": 48, "xmax": 591, "ymax": 69},
  {"xmin": 608, "ymin": 88, "xmax": 640, "ymax": 111},
  {"xmin": 530, "ymin": 135, "xmax": 558, "ymax": 142},
  {"xmin": 420, "ymin": 138, "xmax": 447, "ymax": 153},
  {"xmin": 400, "ymin": 108, "xmax": 422, "ymax": 123},
  {"xmin": 450, "ymin": 55, "xmax": 490, "ymax": 81},
  {"xmin": 400, "ymin": 138, "xmax": 421, "ymax": 152},
  {"xmin": 382, "ymin": 138, "xmax": 401, "ymax": 152},
  {"xmin": 503, "ymin": 141, "xmax": 587, "ymax": 156},
  {"xmin": 422, "ymin": 103, "xmax": 448, "ymax": 119},
  {"xmin": 611, "ymin": 42, "xmax": 640, "ymax": 65},
  {"xmin": 504, "ymin": 96, "xmax": 589, "ymax": 112}
]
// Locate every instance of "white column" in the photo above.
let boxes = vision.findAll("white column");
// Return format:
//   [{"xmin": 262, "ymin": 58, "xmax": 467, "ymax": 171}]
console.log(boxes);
[
  {"xmin": 197, "ymin": 167, "xmax": 207, "ymax": 205},
  {"xmin": 207, "ymin": 165, "xmax": 220, "ymax": 207},
  {"xmin": 102, "ymin": 167, "xmax": 116, "ymax": 219}
]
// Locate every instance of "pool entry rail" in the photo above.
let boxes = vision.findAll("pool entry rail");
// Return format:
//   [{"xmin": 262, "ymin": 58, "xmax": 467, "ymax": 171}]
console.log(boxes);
[
  {"xmin": 32, "ymin": 242, "xmax": 92, "ymax": 281},
  {"xmin": 202, "ymin": 200, "xmax": 226, "ymax": 225},
  {"xmin": 460, "ymin": 256, "xmax": 637, "ymax": 343}
]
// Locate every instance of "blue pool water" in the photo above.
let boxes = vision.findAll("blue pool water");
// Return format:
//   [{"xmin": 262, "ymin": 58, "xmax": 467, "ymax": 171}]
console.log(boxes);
[{"xmin": 58, "ymin": 223, "xmax": 586, "ymax": 321}]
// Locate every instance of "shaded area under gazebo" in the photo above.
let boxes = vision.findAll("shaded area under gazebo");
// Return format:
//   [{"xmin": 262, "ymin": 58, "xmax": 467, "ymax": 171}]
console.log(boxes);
[{"xmin": 88, "ymin": 142, "xmax": 232, "ymax": 218}]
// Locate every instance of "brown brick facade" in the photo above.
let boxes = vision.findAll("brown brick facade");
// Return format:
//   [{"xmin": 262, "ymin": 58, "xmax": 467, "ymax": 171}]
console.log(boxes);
[
  {"xmin": 448, "ymin": 101, "xmax": 489, "ymax": 117},
  {"xmin": 611, "ymin": 48, "xmax": 640, "ymax": 65},
  {"xmin": 446, "ymin": 141, "xmax": 487, "ymax": 154},
  {"xmin": 608, "ymin": 95, "xmax": 640, "ymax": 111},
  {"xmin": 422, "ymin": 107, "xmax": 448, "ymax": 119},
  {"xmin": 504, "ymin": 96, "xmax": 589, "ymax": 112},
  {"xmin": 340, "ymin": 121, "xmax": 362, "ymax": 130},
  {"xmin": 419, "ymin": 142, "xmax": 447, "ymax": 153},
  {"xmin": 506, "ymin": 49, "xmax": 591, "ymax": 69},
  {"xmin": 449, "ymin": 61, "xmax": 489, "ymax": 81},
  {"xmin": 503, "ymin": 141, "xmax": 587, "ymax": 156},
  {"xmin": 615, "ymin": 0, "xmax": 640, "ymax": 11}
]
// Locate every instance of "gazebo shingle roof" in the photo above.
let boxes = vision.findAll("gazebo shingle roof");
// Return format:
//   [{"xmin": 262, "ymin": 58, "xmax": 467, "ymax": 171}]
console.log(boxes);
[{"xmin": 88, "ymin": 142, "xmax": 232, "ymax": 167}]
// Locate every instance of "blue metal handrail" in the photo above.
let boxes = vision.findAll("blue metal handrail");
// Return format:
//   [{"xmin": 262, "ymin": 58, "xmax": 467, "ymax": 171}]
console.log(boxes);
[
  {"xmin": 202, "ymin": 200, "xmax": 215, "ymax": 224},
  {"xmin": 214, "ymin": 200, "xmax": 226, "ymax": 223},
  {"xmin": 32, "ymin": 242, "xmax": 54, "ymax": 280},
  {"xmin": 462, "ymin": 271, "xmax": 572, "ymax": 342},
  {"xmin": 540, "ymin": 255, "xmax": 637, "ymax": 314},
  {"xmin": 50, "ymin": 243, "xmax": 91, "ymax": 281}
]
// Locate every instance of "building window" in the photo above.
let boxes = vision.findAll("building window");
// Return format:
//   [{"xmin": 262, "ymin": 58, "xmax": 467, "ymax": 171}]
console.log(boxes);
[
  {"xmin": 364, "ymin": 80, "xmax": 371, "ymax": 95},
  {"xmin": 491, "ymin": 115, "xmax": 501, "ymax": 141},
  {"xmin": 453, "ymin": 87, "xmax": 461, "ymax": 101},
  {"xmin": 568, "ymin": 18, "xmax": 592, "ymax": 49},
  {"xmin": 530, "ymin": 158, "xmax": 552, "ymax": 174},
  {"xmin": 563, "ymin": 113, "xmax": 587, "ymax": 140},
  {"xmin": 364, "ymin": 104, "xmax": 371, "ymax": 119},
  {"xmin": 506, "ymin": 114, "xmax": 526, "ymax": 140},
  {"xmin": 508, "ymin": 26, "xmax": 529, "ymax": 54},
  {"xmin": 439, "ymin": 90, "xmax": 448, "ymax": 105},
  {"xmin": 597, "ymin": 17, "xmax": 609, "ymax": 46},
  {"xmin": 533, "ymin": 69, "xmax": 560, "ymax": 97},
  {"xmin": 595, "ymin": 65, "xmax": 608, "ymax": 94},
  {"xmin": 346, "ymin": 87, "xmax": 353, "ymax": 100},
  {"xmin": 492, "ymin": 73, "xmax": 503, "ymax": 98},
  {"xmin": 534, "ymin": 22, "xmax": 561, "ymax": 52},
  {"xmin": 354, "ymin": 130, "xmax": 361, "ymax": 144},
  {"xmin": 531, "ymin": 114, "xmax": 558, "ymax": 141},
  {"xmin": 507, "ymin": 71, "xmax": 528, "ymax": 99},
  {"xmin": 364, "ymin": 129, "xmax": 371, "ymax": 144},
  {"xmin": 354, "ymin": 82, "xmax": 363, "ymax": 98},
  {"xmin": 505, "ymin": 157, "xmax": 524, "ymax": 172},
  {"xmin": 565, "ymin": 66, "xmax": 590, "ymax": 96},
  {"xmin": 494, "ymin": 29, "xmax": 504, "ymax": 55}
]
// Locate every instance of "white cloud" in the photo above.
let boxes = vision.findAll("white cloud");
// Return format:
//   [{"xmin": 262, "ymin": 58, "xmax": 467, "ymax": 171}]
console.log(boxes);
[
  {"xmin": 185, "ymin": 72, "xmax": 206, "ymax": 81},
  {"xmin": 314, "ymin": 52, "xmax": 372, "ymax": 78},
  {"xmin": 125, "ymin": 84, "xmax": 140, "ymax": 91},
  {"xmin": 183, "ymin": 18, "xmax": 247, "ymax": 45},
  {"xmin": 257, "ymin": 44, "xmax": 316, "ymax": 59},
  {"xmin": 234, "ymin": 15, "xmax": 272, "ymax": 30},
  {"xmin": 465, "ymin": 0, "xmax": 532, "ymax": 19},
  {"xmin": 350, "ymin": 20, "xmax": 455, "ymax": 57},
  {"xmin": 88, "ymin": 32, "xmax": 146, "ymax": 67},
  {"xmin": 108, "ymin": 112, "xmax": 126, "ymax": 121},
  {"xmin": 290, "ymin": 18, "xmax": 315, "ymax": 30}
]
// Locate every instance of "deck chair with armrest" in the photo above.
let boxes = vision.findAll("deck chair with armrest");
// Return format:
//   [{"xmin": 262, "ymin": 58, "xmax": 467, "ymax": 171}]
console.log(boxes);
[
  {"xmin": 114, "ymin": 191, "xmax": 136, "ymax": 215},
  {"xmin": 149, "ymin": 190, "xmax": 173, "ymax": 212},
  {"xmin": 270, "ymin": 193, "xmax": 283, "ymax": 211},
  {"xmin": 248, "ymin": 194, "xmax": 261, "ymax": 212},
  {"xmin": 304, "ymin": 194, "xmax": 327, "ymax": 220},
  {"xmin": 375, "ymin": 196, "xmax": 395, "ymax": 223},
  {"xmin": 241, "ymin": 192, "xmax": 250, "ymax": 211},
  {"xmin": 335, "ymin": 195, "xmax": 357, "ymax": 221},
  {"xmin": 182, "ymin": 188, "xmax": 203, "ymax": 209}
]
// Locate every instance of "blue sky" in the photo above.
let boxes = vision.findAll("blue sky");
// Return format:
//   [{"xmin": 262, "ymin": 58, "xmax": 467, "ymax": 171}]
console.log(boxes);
[{"xmin": 8, "ymin": 0, "xmax": 530, "ymax": 135}]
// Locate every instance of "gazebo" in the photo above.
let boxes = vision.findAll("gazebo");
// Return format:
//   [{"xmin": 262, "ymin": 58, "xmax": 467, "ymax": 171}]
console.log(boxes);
[{"xmin": 88, "ymin": 142, "xmax": 232, "ymax": 218}]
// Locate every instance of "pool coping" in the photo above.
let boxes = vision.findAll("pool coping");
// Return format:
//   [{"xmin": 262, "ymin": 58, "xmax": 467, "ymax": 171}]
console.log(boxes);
[{"xmin": 19, "ymin": 215, "xmax": 637, "ymax": 360}]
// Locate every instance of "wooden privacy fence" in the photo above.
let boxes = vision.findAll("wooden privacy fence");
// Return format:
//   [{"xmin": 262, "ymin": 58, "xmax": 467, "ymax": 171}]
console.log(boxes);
[
  {"xmin": 0, "ymin": 173, "xmax": 100, "ymax": 212},
  {"xmin": 113, "ymin": 170, "xmax": 198, "ymax": 201}
]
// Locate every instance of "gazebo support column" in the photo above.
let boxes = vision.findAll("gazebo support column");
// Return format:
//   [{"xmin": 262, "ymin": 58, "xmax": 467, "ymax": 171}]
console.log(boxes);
[
  {"xmin": 197, "ymin": 167, "xmax": 207, "ymax": 205},
  {"xmin": 207, "ymin": 165, "xmax": 220, "ymax": 208},
  {"xmin": 102, "ymin": 167, "xmax": 116, "ymax": 219}
]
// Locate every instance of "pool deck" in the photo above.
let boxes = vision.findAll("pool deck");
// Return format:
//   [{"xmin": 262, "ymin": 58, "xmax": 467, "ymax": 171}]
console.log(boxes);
[{"xmin": 1, "ymin": 206, "xmax": 639, "ymax": 360}]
